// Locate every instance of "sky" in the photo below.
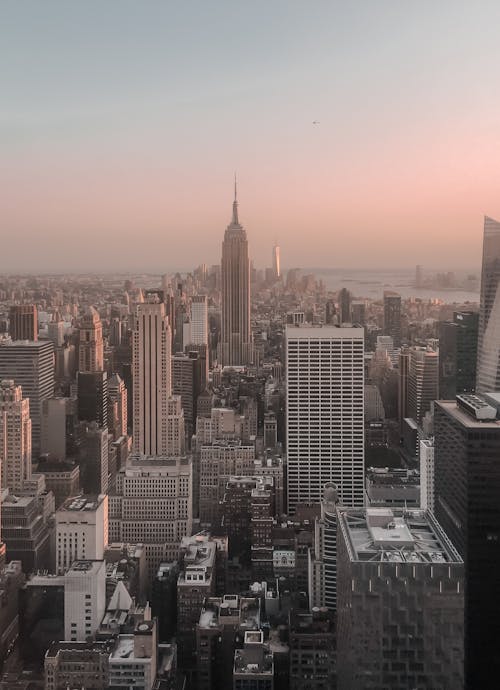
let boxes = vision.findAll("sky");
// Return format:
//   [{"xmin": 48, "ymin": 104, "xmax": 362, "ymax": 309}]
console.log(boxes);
[{"xmin": 2, "ymin": 1, "xmax": 500, "ymax": 272}]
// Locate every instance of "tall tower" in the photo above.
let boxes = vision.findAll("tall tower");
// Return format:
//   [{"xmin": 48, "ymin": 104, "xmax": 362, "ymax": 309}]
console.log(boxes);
[
  {"xmin": 78, "ymin": 306, "xmax": 104, "ymax": 372},
  {"xmin": 383, "ymin": 291, "xmax": 402, "ymax": 347},
  {"xmin": 286, "ymin": 325, "xmax": 365, "ymax": 514},
  {"xmin": 407, "ymin": 346, "xmax": 439, "ymax": 425},
  {"xmin": 0, "ymin": 379, "xmax": 32, "ymax": 492},
  {"xmin": 220, "ymin": 181, "xmax": 252, "ymax": 366},
  {"xmin": 0, "ymin": 340, "xmax": 54, "ymax": 456},
  {"xmin": 9, "ymin": 305, "xmax": 38, "ymax": 341},
  {"xmin": 476, "ymin": 215, "xmax": 500, "ymax": 393},
  {"xmin": 132, "ymin": 293, "xmax": 176, "ymax": 455},
  {"xmin": 272, "ymin": 243, "xmax": 280, "ymax": 279}
]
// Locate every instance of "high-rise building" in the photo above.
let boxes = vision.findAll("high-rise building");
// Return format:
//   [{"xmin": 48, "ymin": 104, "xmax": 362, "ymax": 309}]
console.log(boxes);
[
  {"xmin": 309, "ymin": 483, "xmax": 339, "ymax": 611},
  {"xmin": 172, "ymin": 352, "xmax": 201, "ymax": 442},
  {"xmin": 383, "ymin": 291, "xmax": 402, "ymax": 347},
  {"xmin": 476, "ymin": 216, "xmax": 500, "ymax": 393},
  {"xmin": 109, "ymin": 454, "xmax": 192, "ymax": 582},
  {"xmin": 78, "ymin": 307, "xmax": 104, "ymax": 373},
  {"xmin": 220, "ymin": 183, "xmax": 253, "ymax": 366},
  {"xmin": 81, "ymin": 423, "xmax": 109, "ymax": 495},
  {"xmin": 64, "ymin": 560, "xmax": 106, "ymax": 642},
  {"xmin": 107, "ymin": 373, "xmax": 127, "ymax": 439},
  {"xmin": 55, "ymin": 494, "xmax": 108, "ymax": 574},
  {"xmin": 407, "ymin": 346, "xmax": 438, "ymax": 426},
  {"xmin": 419, "ymin": 438, "xmax": 434, "ymax": 511},
  {"xmin": 289, "ymin": 608, "xmax": 335, "ymax": 690},
  {"xmin": 47, "ymin": 311, "xmax": 65, "ymax": 347},
  {"xmin": 0, "ymin": 379, "xmax": 32, "ymax": 492},
  {"xmin": 77, "ymin": 370, "xmax": 108, "ymax": 428},
  {"xmin": 286, "ymin": 325, "xmax": 364, "ymax": 513},
  {"xmin": 338, "ymin": 288, "xmax": 352, "ymax": 324},
  {"xmin": 0, "ymin": 340, "xmax": 54, "ymax": 456},
  {"xmin": 439, "ymin": 311, "xmax": 478, "ymax": 398},
  {"xmin": 272, "ymin": 244, "xmax": 280, "ymax": 279},
  {"xmin": 189, "ymin": 295, "xmax": 209, "ymax": 347},
  {"xmin": 41, "ymin": 396, "xmax": 78, "ymax": 461},
  {"xmin": 336, "ymin": 506, "xmax": 464, "ymax": 690},
  {"xmin": 132, "ymin": 294, "xmax": 173, "ymax": 455},
  {"xmin": 397, "ymin": 346, "xmax": 410, "ymax": 428},
  {"xmin": 233, "ymin": 631, "xmax": 274, "ymax": 690},
  {"xmin": 434, "ymin": 394, "xmax": 500, "ymax": 688},
  {"xmin": 9, "ymin": 304, "xmax": 38, "ymax": 341}
]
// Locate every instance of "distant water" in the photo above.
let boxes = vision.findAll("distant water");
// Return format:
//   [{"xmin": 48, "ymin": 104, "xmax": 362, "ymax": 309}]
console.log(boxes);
[{"xmin": 313, "ymin": 269, "xmax": 479, "ymax": 304}]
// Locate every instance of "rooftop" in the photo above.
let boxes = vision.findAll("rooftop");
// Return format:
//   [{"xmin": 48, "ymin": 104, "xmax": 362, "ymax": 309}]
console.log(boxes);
[
  {"xmin": 59, "ymin": 493, "xmax": 106, "ymax": 512},
  {"xmin": 338, "ymin": 507, "xmax": 463, "ymax": 565},
  {"xmin": 436, "ymin": 399, "xmax": 500, "ymax": 429}
]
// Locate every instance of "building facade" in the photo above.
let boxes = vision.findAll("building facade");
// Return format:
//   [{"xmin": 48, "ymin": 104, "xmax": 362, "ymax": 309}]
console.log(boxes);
[{"xmin": 476, "ymin": 215, "xmax": 500, "ymax": 393}]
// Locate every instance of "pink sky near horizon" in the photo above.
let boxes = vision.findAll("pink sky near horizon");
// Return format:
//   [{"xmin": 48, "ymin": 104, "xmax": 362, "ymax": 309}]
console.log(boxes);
[{"xmin": 2, "ymin": 2, "xmax": 500, "ymax": 272}]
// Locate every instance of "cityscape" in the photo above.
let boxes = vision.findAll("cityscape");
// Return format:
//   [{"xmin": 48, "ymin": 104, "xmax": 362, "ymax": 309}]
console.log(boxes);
[{"xmin": 3, "ymin": 3, "xmax": 500, "ymax": 690}]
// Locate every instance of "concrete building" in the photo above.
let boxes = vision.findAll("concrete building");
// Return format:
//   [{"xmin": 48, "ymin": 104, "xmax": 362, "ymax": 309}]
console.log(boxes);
[
  {"xmin": 309, "ymin": 484, "xmax": 339, "ymax": 611},
  {"xmin": 286, "ymin": 325, "xmax": 365, "ymax": 513},
  {"xmin": 109, "ymin": 454, "xmax": 192, "ymax": 582},
  {"xmin": 199, "ymin": 440, "xmax": 255, "ymax": 524},
  {"xmin": 41, "ymin": 396, "xmax": 78, "ymax": 461},
  {"xmin": 172, "ymin": 352, "xmax": 200, "ymax": 442},
  {"xmin": 0, "ymin": 379, "xmax": 32, "ymax": 492},
  {"xmin": 220, "ymin": 183, "xmax": 253, "ymax": 366},
  {"xmin": 434, "ymin": 394, "xmax": 500, "ymax": 688},
  {"xmin": 107, "ymin": 373, "xmax": 127, "ymax": 439},
  {"xmin": 55, "ymin": 494, "xmax": 108, "ymax": 574},
  {"xmin": 476, "ymin": 215, "xmax": 500, "ymax": 393},
  {"xmin": 132, "ymin": 294, "xmax": 173, "ymax": 455},
  {"xmin": 77, "ymin": 370, "xmax": 108, "ymax": 429},
  {"xmin": 9, "ymin": 304, "xmax": 38, "ymax": 342},
  {"xmin": 2, "ymin": 492, "xmax": 51, "ymax": 572},
  {"xmin": 177, "ymin": 534, "xmax": 218, "ymax": 672},
  {"xmin": 64, "ymin": 560, "xmax": 106, "ymax": 642},
  {"xmin": 407, "ymin": 346, "xmax": 439, "ymax": 426},
  {"xmin": 289, "ymin": 607, "xmax": 335, "ymax": 690},
  {"xmin": 0, "ymin": 340, "xmax": 54, "ymax": 456},
  {"xmin": 419, "ymin": 438, "xmax": 434, "ymax": 511},
  {"xmin": 78, "ymin": 306, "xmax": 104, "ymax": 373},
  {"xmin": 233, "ymin": 630, "xmax": 274, "ymax": 690},
  {"xmin": 108, "ymin": 619, "xmax": 158, "ymax": 690},
  {"xmin": 197, "ymin": 595, "xmax": 261, "ymax": 690},
  {"xmin": 36, "ymin": 457, "xmax": 80, "ymax": 509},
  {"xmin": 336, "ymin": 507, "xmax": 464, "ymax": 690},
  {"xmin": 365, "ymin": 467, "xmax": 420, "ymax": 508},
  {"xmin": 44, "ymin": 640, "xmax": 113, "ymax": 690}
]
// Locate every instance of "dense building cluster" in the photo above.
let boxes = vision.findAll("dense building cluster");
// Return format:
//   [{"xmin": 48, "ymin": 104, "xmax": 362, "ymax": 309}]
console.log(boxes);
[{"xmin": 0, "ymin": 202, "xmax": 498, "ymax": 689}]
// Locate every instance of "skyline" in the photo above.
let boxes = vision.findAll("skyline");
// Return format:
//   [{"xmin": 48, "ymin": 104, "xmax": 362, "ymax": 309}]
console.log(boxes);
[{"xmin": 4, "ymin": 2, "xmax": 500, "ymax": 271}]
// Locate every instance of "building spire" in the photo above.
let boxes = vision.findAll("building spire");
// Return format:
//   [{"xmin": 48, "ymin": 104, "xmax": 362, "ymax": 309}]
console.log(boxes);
[{"xmin": 232, "ymin": 173, "xmax": 239, "ymax": 225}]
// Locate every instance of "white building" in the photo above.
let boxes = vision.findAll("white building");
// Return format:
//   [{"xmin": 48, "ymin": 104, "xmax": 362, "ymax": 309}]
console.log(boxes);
[
  {"xmin": 286, "ymin": 325, "xmax": 365, "ymax": 513},
  {"xmin": 55, "ymin": 494, "xmax": 108, "ymax": 574},
  {"xmin": 419, "ymin": 438, "xmax": 434, "ymax": 511},
  {"xmin": 109, "ymin": 454, "xmax": 192, "ymax": 581},
  {"xmin": 187, "ymin": 295, "xmax": 209, "ymax": 347},
  {"xmin": 0, "ymin": 379, "xmax": 32, "ymax": 492},
  {"xmin": 109, "ymin": 620, "xmax": 157, "ymax": 690},
  {"xmin": 64, "ymin": 560, "xmax": 106, "ymax": 642}
]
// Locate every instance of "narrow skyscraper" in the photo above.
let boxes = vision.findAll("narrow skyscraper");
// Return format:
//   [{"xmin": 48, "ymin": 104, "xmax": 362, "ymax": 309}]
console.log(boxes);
[
  {"xmin": 476, "ymin": 215, "xmax": 500, "ymax": 393},
  {"xmin": 220, "ymin": 181, "xmax": 253, "ymax": 366},
  {"xmin": 132, "ymin": 293, "xmax": 173, "ymax": 455},
  {"xmin": 272, "ymin": 243, "xmax": 280, "ymax": 279},
  {"xmin": 78, "ymin": 306, "xmax": 104, "ymax": 372}
]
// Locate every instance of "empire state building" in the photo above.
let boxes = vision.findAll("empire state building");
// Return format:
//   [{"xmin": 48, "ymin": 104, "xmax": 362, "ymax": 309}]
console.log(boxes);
[{"xmin": 220, "ymin": 182, "xmax": 253, "ymax": 366}]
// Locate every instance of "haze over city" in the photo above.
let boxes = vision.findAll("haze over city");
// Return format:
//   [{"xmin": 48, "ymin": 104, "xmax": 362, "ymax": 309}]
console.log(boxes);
[{"xmin": 3, "ymin": 1, "xmax": 500, "ymax": 271}]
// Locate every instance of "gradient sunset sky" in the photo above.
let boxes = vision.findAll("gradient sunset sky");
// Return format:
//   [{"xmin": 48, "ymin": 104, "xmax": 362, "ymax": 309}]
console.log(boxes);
[{"xmin": 2, "ymin": 1, "xmax": 500, "ymax": 272}]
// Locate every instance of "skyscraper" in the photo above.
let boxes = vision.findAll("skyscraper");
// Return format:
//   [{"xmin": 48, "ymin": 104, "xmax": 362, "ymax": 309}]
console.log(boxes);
[
  {"xmin": 439, "ymin": 311, "xmax": 478, "ymax": 398},
  {"xmin": 338, "ymin": 288, "xmax": 352, "ymax": 324},
  {"xmin": 336, "ymin": 506, "xmax": 464, "ymax": 689},
  {"xmin": 476, "ymin": 215, "xmax": 500, "ymax": 393},
  {"xmin": 272, "ymin": 243, "xmax": 280, "ymax": 279},
  {"xmin": 286, "ymin": 325, "xmax": 365, "ymax": 514},
  {"xmin": 9, "ymin": 304, "xmax": 38, "ymax": 341},
  {"xmin": 132, "ymin": 294, "xmax": 172, "ymax": 455},
  {"xmin": 78, "ymin": 306, "xmax": 104, "ymax": 373},
  {"xmin": 220, "ymin": 182, "xmax": 253, "ymax": 366},
  {"xmin": 407, "ymin": 346, "xmax": 438, "ymax": 425},
  {"xmin": 434, "ymin": 394, "xmax": 500, "ymax": 688},
  {"xmin": 0, "ymin": 340, "xmax": 54, "ymax": 456},
  {"xmin": 0, "ymin": 380, "xmax": 32, "ymax": 492},
  {"xmin": 189, "ymin": 295, "xmax": 209, "ymax": 347},
  {"xmin": 383, "ymin": 290, "xmax": 402, "ymax": 347}
]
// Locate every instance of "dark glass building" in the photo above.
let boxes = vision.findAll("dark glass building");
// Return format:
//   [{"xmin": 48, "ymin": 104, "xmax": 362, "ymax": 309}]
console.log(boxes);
[
  {"xmin": 439, "ymin": 311, "xmax": 478, "ymax": 399},
  {"xmin": 434, "ymin": 395, "xmax": 500, "ymax": 689},
  {"xmin": 383, "ymin": 291, "xmax": 402, "ymax": 347},
  {"xmin": 77, "ymin": 370, "xmax": 108, "ymax": 428}
]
